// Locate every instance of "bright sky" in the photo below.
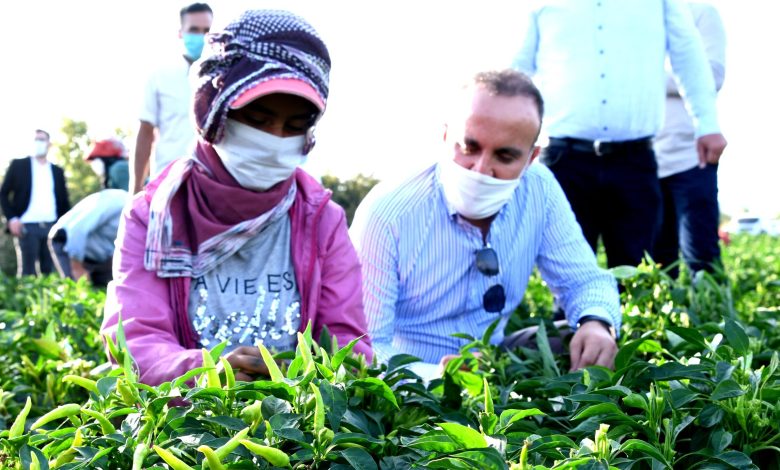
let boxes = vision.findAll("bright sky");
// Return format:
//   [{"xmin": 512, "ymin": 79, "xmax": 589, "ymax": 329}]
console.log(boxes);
[{"xmin": 3, "ymin": 1, "xmax": 778, "ymax": 217}]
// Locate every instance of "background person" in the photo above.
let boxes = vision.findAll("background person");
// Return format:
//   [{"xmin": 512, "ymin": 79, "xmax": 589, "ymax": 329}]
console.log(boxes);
[
  {"xmin": 49, "ymin": 138, "xmax": 130, "ymax": 288},
  {"xmin": 130, "ymin": 3, "xmax": 214, "ymax": 194},
  {"xmin": 0, "ymin": 129, "xmax": 70, "ymax": 277},
  {"xmin": 653, "ymin": 1, "xmax": 727, "ymax": 277}
]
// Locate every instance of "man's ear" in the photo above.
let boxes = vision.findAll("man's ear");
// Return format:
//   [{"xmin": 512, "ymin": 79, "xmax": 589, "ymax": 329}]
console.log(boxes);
[{"xmin": 529, "ymin": 145, "xmax": 541, "ymax": 163}]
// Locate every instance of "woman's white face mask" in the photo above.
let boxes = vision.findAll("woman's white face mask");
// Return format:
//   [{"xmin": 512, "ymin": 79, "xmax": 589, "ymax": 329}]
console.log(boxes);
[
  {"xmin": 438, "ymin": 157, "xmax": 529, "ymax": 220},
  {"xmin": 213, "ymin": 118, "xmax": 307, "ymax": 191}
]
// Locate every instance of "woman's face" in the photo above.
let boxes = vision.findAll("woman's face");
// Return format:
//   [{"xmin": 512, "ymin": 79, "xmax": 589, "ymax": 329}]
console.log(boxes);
[{"xmin": 228, "ymin": 93, "xmax": 319, "ymax": 138}]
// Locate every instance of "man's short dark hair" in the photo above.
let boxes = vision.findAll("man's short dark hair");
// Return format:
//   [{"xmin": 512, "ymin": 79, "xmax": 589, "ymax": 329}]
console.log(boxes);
[
  {"xmin": 471, "ymin": 69, "xmax": 544, "ymax": 122},
  {"xmin": 180, "ymin": 3, "xmax": 212, "ymax": 23},
  {"xmin": 34, "ymin": 129, "xmax": 50, "ymax": 141}
]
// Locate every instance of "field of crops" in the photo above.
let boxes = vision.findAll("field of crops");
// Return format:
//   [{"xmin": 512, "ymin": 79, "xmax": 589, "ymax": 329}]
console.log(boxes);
[{"xmin": 0, "ymin": 234, "xmax": 778, "ymax": 469}]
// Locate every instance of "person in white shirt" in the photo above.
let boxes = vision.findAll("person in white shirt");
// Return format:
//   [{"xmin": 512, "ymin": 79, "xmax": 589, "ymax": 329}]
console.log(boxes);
[
  {"xmin": 653, "ymin": 2, "xmax": 726, "ymax": 277},
  {"xmin": 0, "ymin": 129, "xmax": 70, "ymax": 276},
  {"xmin": 512, "ymin": 0, "xmax": 727, "ymax": 270},
  {"xmin": 130, "ymin": 3, "xmax": 213, "ymax": 194}
]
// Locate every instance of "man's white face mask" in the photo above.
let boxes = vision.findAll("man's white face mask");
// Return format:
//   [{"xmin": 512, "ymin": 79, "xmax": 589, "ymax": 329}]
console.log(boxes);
[
  {"xmin": 213, "ymin": 118, "xmax": 307, "ymax": 191},
  {"xmin": 33, "ymin": 139, "xmax": 48, "ymax": 158},
  {"xmin": 438, "ymin": 157, "xmax": 530, "ymax": 220},
  {"xmin": 90, "ymin": 158, "xmax": 105, "ymax": 178}
]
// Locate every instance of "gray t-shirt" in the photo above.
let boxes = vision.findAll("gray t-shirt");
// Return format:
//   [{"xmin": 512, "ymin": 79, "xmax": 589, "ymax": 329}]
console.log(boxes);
[{"xmin": 188, "ymin": 215, "xmax": 301, "ymax": 353}]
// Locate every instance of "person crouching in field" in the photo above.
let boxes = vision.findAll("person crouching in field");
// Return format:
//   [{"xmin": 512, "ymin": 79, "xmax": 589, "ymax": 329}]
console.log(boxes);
[{"xmin": 101, "ymin": 10, "xmax": 371, "ymax": 385}]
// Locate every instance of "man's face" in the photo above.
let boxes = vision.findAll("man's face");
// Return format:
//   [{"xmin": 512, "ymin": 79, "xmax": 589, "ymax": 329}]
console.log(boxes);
[
  {"xmin": 445, "ymin": 85, "xmax": 541, "ymax": 180},
  {"xmin": 33, "ymin": 131, "xmax": 50, "ymax": 157},
  {"xmin": 179, "ymin": 11, "xmax": 213, "ymax": 37}
]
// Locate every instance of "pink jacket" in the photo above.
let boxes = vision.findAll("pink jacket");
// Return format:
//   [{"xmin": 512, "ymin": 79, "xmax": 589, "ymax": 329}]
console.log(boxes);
[{"xmin": 101, "ymin": 170, "xmax": 372, "ymax": 385}]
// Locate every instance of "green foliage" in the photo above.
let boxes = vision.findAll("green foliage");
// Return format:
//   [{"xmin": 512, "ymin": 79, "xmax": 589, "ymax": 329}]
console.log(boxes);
[
  {"xmin": 0, "ymin": 234, "xmax": 778, "ymax": 469},
  {"xmin": 321, "ymin": 173, "xmax": 379, "ymax": 225},
  {"xmin": 55, "ymin": 118, "xmax": 101, "ymax": 206}
]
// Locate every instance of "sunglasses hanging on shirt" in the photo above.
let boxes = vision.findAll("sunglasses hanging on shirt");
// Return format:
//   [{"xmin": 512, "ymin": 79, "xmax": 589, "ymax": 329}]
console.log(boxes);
[{"xmin": 475, "ymin": 246, "xmax": 506, "ymax": 313}]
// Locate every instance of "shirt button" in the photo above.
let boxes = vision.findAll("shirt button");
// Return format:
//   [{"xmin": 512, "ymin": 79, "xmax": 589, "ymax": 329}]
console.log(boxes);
[
  {"xmin": 599, "ymin": 49, "xmax": 605, "ymax": 55},
  {"xmin": 603, "ymin": 126, "xmax": 609, "ymax": 131},
  {"xmin": 601, "ymin": 73, "xmax": 606, "ymax": 78},
  {"xmin": 602, "ymin": 99, "xmax": 607, "ymax": 104},
  {"xmin": 598, "ymin": 25, "xmax": 603, "ymax": 30}
]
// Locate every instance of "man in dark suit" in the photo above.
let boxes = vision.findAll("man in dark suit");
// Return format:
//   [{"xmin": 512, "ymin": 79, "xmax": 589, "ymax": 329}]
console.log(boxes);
[{"xmin": 1, "ymin": 129, "xmax": 70, "ymax": 276}]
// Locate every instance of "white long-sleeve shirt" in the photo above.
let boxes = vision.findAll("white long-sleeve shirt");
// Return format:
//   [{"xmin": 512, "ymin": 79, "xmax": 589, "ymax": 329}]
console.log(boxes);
[{"xmin": 513, "ymin": 0, "xmax": 721, "ymax": 142}]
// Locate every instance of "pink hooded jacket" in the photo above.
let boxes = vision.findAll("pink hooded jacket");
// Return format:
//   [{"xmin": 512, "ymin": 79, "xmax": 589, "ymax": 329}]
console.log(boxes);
[{"xmin": 101, "ymin": 169, "xmax": 372, "ymax": 385}]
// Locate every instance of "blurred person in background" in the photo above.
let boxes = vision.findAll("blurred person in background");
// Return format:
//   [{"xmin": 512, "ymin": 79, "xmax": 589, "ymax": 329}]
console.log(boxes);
[
  {"xmin": 512, "ymin": 0, "xmax": 727, "ymax": 270},
  {"xmin": 130, "ymin": 3, "xmax": 214, "ymax": 194},
  {"xmin": 49, "ymin": 138, "xmax": 130, "ymax": 288},
  {"xmin": 1, "ymin": 129, "xmax": 70, "ymax": 277},
  {"xmin": 653, "ymin": 1, "xmax": 726, "ymax": 278}
]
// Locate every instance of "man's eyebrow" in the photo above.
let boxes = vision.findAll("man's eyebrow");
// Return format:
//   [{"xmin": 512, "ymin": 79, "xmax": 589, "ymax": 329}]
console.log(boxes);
[{"xmin": 496, "ymin": 147, "xmax": 524, "ymax": 158}]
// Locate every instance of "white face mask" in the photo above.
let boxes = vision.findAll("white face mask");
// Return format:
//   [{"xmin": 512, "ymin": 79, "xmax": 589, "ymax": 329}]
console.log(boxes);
[
  {"xmin": 90, "ymin": 158, "xmax": 105, "ymax": 178},
  {"xmin": 438, "ymin": 158, "xmax": 524, "ymax": 220},
  {"xmin": 33, "ymin": 139, "xmax": 48, "ymax": 157},
  {"xmin": 213, "ymin": 119, "xmax": 307, "ymax": 191}
]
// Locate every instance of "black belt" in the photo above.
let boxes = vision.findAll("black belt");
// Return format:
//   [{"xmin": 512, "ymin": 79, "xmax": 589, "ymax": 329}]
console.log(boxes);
[
  {"xmin": 549, "ymin": 136, "xmax": 653, "ymax": 156},
  {"xmin": 24, "ymin": 221, "xmax": 54, "ymax": 229}
]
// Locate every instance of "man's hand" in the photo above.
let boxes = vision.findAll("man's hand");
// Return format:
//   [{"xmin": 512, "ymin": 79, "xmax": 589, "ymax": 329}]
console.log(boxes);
[
  {"xmin": 70, "ymin": 259, "xmax": 88, "ymax": 281},
  {"xmin": 8, "ymin": 218, "xmax": 22, "ymax": 237},
  {"xmin": 438, "ymin": 352, "xmax": 482, "ymax": 375},
  {"xmin": 696, "ymin": 133, "xmax": 727, "ymax": 167},
  {"xmin": 224, "ymin": 346, "xmax": 270, "ymax": 382},
  {"xmin": 569, "ymin": 321, "xmax": 617, "ymax": 371}
]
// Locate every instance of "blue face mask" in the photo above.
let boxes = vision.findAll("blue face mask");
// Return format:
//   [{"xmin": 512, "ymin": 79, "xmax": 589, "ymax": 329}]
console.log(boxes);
[{"xmin": 182, "ymin": 33, "xmax": 205, "ymax": 60}]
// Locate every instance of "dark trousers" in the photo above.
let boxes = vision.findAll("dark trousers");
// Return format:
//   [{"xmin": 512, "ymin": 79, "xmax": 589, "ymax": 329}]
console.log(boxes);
[
  {"xmin": 541, "ymin": 141, "xmax": 662, "ymax": 268},
  {"xmin": 49, "ymin": 237, "xmax": 114, "ymax": 288},
  {"xmin": 653, "ymin": 164, "xmax": 721, "ymax": 277},
  {"xmin": 14, "ymin": 222, "xmax": 55, "ymax": 277}
]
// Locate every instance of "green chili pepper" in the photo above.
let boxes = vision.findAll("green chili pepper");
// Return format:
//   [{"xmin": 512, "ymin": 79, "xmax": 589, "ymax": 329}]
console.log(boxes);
[
  {"xmin": 132, "ymin": 442, "xmax": 149, "ymax": 470},
  {"xmin": 213, "ymin": 427, "xmax": 250, "ymax": 460},
  {"xmin": 30, "ymin": 404, "xmax": 81, "ymax": 431},
  {"xmin": 153, "ymin": 445, "xmax": 194, "ymax": 470},
  {"xmin": 81, "ymin": 408, "xmax": 116, "ymax": 435},
  {"xmin": 257, "ymin": 343, "xmax": 284, "ymax": 382},
  {"xmin": 201, "ymin": 349, "xmax": 221, "ymax": 389},
  {"xmin": 220, "ymin": 357, "xmax": 235, "ymax": 390},
  {"xmin": 117, "ymin": 378, "xmax": 138, "ymax": 406},
  {"xmin": 8, "ymin": 396, "xmax": 31, "ymax": 438},
  {"xmin": 62, "ymin": 375, "xmax": 99, "ymax": 394},
  {"xmin": 197, "ymin": 445, "xmax": 227, "ymax": 470},
  {"xmin": 241, "ymin": 439, "xmax": 291, "ymax": 468}
]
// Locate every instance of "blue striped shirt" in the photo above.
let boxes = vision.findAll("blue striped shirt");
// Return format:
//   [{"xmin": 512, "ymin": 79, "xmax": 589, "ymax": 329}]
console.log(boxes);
[{"xmin": 349, "ymin": 162, "xmax": 620, "ymax": 370}]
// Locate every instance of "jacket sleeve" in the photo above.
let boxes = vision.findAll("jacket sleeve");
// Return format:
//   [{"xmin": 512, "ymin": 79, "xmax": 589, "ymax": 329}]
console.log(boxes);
[
  {"xmin": 0, "ymin": 160, "xmax": 19, "ymax": 221},
  {"xmin": 314, "ymin": 202, "xmax": 373, "ymax": 361},
  {"xmin": 101, "ymin": 195, "xmax": 201, "ymax": 385}
]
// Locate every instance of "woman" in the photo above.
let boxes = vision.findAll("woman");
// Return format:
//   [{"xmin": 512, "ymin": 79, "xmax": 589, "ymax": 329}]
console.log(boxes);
[{"xmin": 102, "ymin": 10, "xmax": 371, "ymax": 385}]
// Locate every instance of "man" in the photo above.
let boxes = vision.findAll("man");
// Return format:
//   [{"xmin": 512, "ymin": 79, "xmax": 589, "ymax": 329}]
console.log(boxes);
[
  {"xmin": 653, "ymin": 2, "xmax": 726, "ymax": 277},
  {"xmin": 350, "ymin": 70, "xmax": 620, "ymax": 380},
  {"xmin": 130, "ymin": 3, "xmax": 213, "ymax": 194},
  {"xmin": 512, "ymin": 0, "xmax": 727, "ymax": 269},
  {"xmin": 49, "ymin": 138, "xmax": 130, "ymax": 288},
  {"xmin": 0, "ymin": 129, "xmax": 70, "ymax": 277}
]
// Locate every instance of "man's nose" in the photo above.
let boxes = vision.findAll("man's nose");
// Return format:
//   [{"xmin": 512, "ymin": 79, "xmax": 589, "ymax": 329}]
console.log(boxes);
[{"xmin": 471, "ymin": 153, "xmax": 493, "ymax": 176}]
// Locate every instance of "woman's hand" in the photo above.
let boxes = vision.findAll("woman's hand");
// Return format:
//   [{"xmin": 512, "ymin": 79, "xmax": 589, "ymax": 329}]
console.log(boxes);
[{"xmin": 224, "ymin": 346, "xmax": 270, "ymax": 382}]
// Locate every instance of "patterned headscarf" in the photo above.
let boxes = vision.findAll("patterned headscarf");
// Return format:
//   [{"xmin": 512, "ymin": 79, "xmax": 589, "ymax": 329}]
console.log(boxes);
[{"xmin": 193, "ymin": 9, "xmax": 331, "ymax": 144}]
